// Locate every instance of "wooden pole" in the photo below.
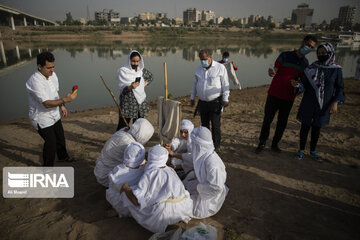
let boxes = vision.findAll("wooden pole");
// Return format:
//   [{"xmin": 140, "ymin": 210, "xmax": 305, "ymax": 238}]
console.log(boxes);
[
  {"xmin": 99, "ymin": 74, "xmax": 129, "ymax": 128},
  {"xmin": 164, "ymin": 62, "xmax": 168, "ymax": 100}
]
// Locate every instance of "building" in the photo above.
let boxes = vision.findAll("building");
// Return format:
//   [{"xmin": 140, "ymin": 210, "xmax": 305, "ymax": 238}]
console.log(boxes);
[
  {"xmin": 242, "ymin": 17, "xmax": 249, "ymax": 25},
  {"xmin": 196, "ymin": 10, "xmax": 202, "ymax": 22},
  {"xmin": 120, "ymin": 17, "xmax": 132, "ymax": 25},
  {"xmin": 183, "ymin": 8, "xmax": 197, "ymax": 25},
  {"xmin": 157, "ymin": 13, "xmax": 167, "ymax": 19},
  {"xmin": 291, "ymin": 3, "xmax": 313, "ymax": 27},
  {"xmin": 94, "ymin": 9, "xmax": 120, "ymax": 24},
  {"xmin": 173, "ymin": 17, "xmax": 183, "ymax": 25},
  {"xmin": 248, "ymin": 15, "xmax": 261, "ymax": 24},
  {"xmin": 216, "ymin": 16, "xmax": 224, "ymax": 25},
  {"xmin": 201, "ymin": 10, "xmax": 216, "ymax": 22},
  {"xmin": 139, "ymin": 12, "xmax": 156, "ymax": 21},
  {"xmin": 338, "ymin": 5, "xmax": 356, "ymax": 27}
]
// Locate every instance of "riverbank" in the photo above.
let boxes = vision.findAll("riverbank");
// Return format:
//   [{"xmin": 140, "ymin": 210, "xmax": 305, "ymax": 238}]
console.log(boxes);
[{"xmin": 0, "ymin": 79, "xmax": 359, "ymax": 239}]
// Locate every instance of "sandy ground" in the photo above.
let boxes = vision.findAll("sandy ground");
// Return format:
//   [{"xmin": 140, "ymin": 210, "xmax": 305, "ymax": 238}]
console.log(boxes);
[{"xmin": 0, "ymin": 79, "xmax": 359, "ymax": 240}]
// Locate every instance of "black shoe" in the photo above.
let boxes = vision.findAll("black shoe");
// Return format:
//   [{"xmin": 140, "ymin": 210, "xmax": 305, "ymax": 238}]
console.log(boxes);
[
  {"xmin": 271, "ymin": 145, "xmax": 282, "ymax": 153},
  {"xmin": 58, "ymin": 157, "xmax": 75, "ymax": 162},
  {"xmin": 255, "ymin": 144, "xmax": 265, "ymax": 154}
]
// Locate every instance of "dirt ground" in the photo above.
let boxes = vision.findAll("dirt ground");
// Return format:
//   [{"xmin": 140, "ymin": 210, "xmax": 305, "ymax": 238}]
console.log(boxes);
[{"xmin": 0, "ymin": 79, "xmax": 359, "ymax": 240}]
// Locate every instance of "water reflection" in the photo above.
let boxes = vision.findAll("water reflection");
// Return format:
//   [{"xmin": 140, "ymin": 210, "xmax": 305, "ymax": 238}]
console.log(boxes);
[{"xmin": 0, "ymin": 39, "xmax": 358, "ymax": 121}]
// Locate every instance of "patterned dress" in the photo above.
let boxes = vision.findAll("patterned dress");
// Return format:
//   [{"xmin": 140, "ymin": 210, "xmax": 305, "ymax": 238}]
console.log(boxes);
[{"xmin": 119, "ymin": 68, "xmax": 153, "ymax": 119}]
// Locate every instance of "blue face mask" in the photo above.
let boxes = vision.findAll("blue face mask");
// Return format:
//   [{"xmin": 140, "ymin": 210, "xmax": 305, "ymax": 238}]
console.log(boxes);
[
  {"xmin": 300, "ymin": 45, "xmax": 311, "ymax": 55},
  {"xmin": 223, "ymin": 58, "xmax": 229, "ymax": 62},
  {"xmin": 201, "ymin": 60, "xmax": 209, "ymax": 68}
]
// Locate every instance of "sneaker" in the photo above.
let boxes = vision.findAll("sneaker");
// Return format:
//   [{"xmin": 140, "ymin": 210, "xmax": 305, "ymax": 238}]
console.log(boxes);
[
  {"xmin": 310, "ymin": 151, "xmax": 322, "ymax": 162},
  {"xmin": 58, "ymin": 157, "xmax": 75, "ymax": 162},
  {"xmin": 296, "ymin": 150, "xmax": 305, "ymax": 160},
  {"xmin": 255, "ymin": 144, "xmax": 265, "ymax": 154},
  {"xmin": 271, "ymin": 145, "xmax": 282, "ymax": 153}
]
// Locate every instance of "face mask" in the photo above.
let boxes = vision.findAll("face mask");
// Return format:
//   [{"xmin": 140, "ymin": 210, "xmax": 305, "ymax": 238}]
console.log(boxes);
[
  {"xmin": 201, "ymin": 60, "xmax": 209, "ymax": 68},
  {"xmin": 317, "ymin": 55, "xmax": 329, "ymax": 63},
  {"xmin": 131, "ymin": 64, "xmax": 137, "ymax": 70},
  {"xmin": 300, "ymin": 45, "xmax": 311, "ymax": 56},
  {"xmin": 223, "ymin": 58, "xmax": 229, "ymax": 62}
]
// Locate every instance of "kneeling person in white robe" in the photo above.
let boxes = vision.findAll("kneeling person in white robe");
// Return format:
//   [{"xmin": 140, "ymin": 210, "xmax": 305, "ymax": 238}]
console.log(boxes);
[
  {"xmin": 94, "ymin": 118, "xmax": 154, "ymax": 187},
  {"xmin": 166, "ymin": 119, "xmax": 194, "ymax": 175},
  {"xmin": 120, "ymin": 145, "xmax": 193, "ymax": 233},
  {"xmin": 106, "ymin": 142, "xmax": 145, "ymax": 217},
  {"xmin": 183, "ymin": 126, "xmax": 228, "ymax": 219}
]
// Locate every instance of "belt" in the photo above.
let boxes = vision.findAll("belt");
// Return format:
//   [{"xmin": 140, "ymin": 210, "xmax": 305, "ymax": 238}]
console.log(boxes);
[{"xmin": 165, "ymin": 195, "xmax": 187, "ymax": 203}]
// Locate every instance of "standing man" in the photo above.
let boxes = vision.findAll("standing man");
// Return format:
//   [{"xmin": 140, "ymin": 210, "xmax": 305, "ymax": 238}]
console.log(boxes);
[
  {"xmin": 26, "ymin": 52, "xmax": 77, "ymax": 166},
  {"xmin": 191, "ymin": 49, "xmax": 230, "ymax": 152},
  {"xmin": 256, "ymin": 35, "xmax": 318, "ymax": 153}
]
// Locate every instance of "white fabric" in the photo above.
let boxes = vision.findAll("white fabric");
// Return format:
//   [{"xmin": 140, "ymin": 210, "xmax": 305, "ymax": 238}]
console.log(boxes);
[
  {"xmin": 144, "ymin": 145, "xmax": 168, "ymax": 172},
  {"xmin": 224, "ymin": 62, "xmax": 242, "ymax": 90},
  {"xmin": 124, "ymin": 145, "xmax": 193, "ymax": 233},
  {"xmin": 94, "ymin": 118, "xmax": 154, "ymax": 187},
  {"xmin": 157, "ymin": 96, "xmax": 182, "ymax": 145},
  {"xmin": 170, "ymin": 119, "xmax": 195, "ymax": 173},
  {"xmin": 26, "ymin": 71, "xmax": 61, "ymax": 129},
  {"xmin": 123, "ymin": 142, "xmax": 146, "ymax": 168},
  {"xmin": 186, "ymin": 126, "xmax": 228, "ymax": 219},
  {"xmin": 106, "ymin": 164, "xmax": 144, "ymax": 218},
  {"xmin": 117, "ymin": 50, "xmax": 146, "ymax": 104},
  {"xmin": 190, "ymin": 60, "xmax": 230, "ymax": 102}
]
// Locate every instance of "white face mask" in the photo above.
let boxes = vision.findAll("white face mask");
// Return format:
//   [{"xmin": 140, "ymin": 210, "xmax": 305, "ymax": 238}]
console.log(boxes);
[{"xmin": 201, "ymin": 60, "xmax": 209, "ymax": 68}]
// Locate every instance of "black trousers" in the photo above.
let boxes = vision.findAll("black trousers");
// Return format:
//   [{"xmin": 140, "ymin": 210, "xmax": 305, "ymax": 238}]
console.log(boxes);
[
  {"xmin": 37, "ymin": 120, "xmax": 69, "ymax": 166},
  {"xmin": 299, "ymin": 123, "xmax": 321, "ymax": 152},
  {"xmin": 116, "ymin": 112, "xmax": 140, "ymax": 131},
  {"xmin": 199, "ymin": 98, "xmax": 222, "ymax": 150},
  {"xmin": 259, "ymin": 94, "xmax": 294, "ymax": 146}
]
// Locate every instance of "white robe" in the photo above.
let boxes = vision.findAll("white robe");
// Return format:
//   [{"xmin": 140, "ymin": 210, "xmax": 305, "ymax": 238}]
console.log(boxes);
[
  {"xmin": 124, "ymin": 167, "xmax": 193, "ymax": 233},
  {"xmin": 94, "ymin": 130, "xmax": 134, "ymax": 187},
  {"xmin": 106, "ymin": 164, "xmax": 144, "ymax": 217},
  {"xmin": 94, "ymin": 118, "xmax": 154, "ymax": 187},
  {"xmin": 191, "ymin": 152, "xmax": 228, "ymax": 219}
]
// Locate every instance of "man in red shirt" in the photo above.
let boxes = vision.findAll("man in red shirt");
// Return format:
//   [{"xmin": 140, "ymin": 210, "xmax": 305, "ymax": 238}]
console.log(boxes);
[{"xmin": 256, "ymin": 35, "xmax": 318, "ymax": 153}]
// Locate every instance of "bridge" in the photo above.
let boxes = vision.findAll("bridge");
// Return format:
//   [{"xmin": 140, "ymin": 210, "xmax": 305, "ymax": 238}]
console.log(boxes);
[{"xmin": 0, "ymin": 4, "xmax": 57, "ymax": 30}]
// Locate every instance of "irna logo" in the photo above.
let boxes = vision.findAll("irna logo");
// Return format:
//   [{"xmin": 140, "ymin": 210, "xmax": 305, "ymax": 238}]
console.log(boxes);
[{"xmin": 8, "ymin": 172, "xmax": 69, "ymax": 188}]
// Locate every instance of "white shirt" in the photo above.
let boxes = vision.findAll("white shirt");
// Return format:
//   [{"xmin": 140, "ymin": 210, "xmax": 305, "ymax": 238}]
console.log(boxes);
[
  {"xmin": 190, "ymin": 60, "xmax": 230, "ymax": 102},
  {"xmin": 26, "ymin": 71, "xmax": 61, "ymax": 130}
]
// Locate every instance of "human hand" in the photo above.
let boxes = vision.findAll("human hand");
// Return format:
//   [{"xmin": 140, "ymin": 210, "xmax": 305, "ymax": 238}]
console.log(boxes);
[
  {"xmin": 131, "ymin": 81, "xmax": 140, "ymax": 89},
  {"xmin": 222, "ymin": 101, "xmax": 229, "ymax": 107},
  {"xmin": 165, "ymin": 144, "xmax": 171, "ymax": 151},
  {"xmin": 190, "ymin": 100, "xmax": 195, "ymax": 107},
  {"xmin": 330, "ymin": 102, "xmax": 338, "ymax": 114},
  {"xmin": 64, "ymin": 91, "xmax": 77, "ymax": 103},
  {"xmin": 268, "ymin": 68, "xmax": 276, "ymax": 77},
  {"xmin": 291, "ymin": 79, "xmax": 300, "ymax": 88},
  {"xmin": 60, "ymin": 105, "xmax": 67, "ymax": 118}
]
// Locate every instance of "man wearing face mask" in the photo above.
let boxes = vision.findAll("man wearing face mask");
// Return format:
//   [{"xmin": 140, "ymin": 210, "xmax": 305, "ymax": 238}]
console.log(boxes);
[
  {"xmin": 190, "ymin": 49, "xmax": 230, "ymax": 152},
  {"xmin": 255, "ymin": 35, "xmax": 318, "ymax": 154}
]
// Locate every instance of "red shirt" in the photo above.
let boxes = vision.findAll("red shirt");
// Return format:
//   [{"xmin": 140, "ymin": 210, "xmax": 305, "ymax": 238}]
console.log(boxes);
[{"xmin": 268, "ymin": 50, "xmax": 309, "ymax": 101}]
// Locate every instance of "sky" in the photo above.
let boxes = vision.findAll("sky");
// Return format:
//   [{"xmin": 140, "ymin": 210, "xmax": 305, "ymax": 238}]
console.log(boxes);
[{"xmin": 0, "ymin": 0, "xmax": 359, "ymax": 24}]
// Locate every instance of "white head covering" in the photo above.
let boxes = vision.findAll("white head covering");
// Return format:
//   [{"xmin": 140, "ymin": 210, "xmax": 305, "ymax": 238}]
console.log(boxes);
[
  {"xmin": 123, "ymin": 142, "xmax": 146, "ymax": 168},
  {"xmin": 180, "ymin": 119, "xmax": 194, "ymax": 152},
  {"xmin": 128, "ymin": 118, "xmax": 154, "ymax": 145},
  {"xmin": 117, "ymin": 50, "xmax": 146, "ymax": 104},
  {"xmin": 145, "ymin": 144, "xmax": 168, "ymax": 172},
  {"xmin": 191, "ymin": 126, "xmax": 215, "ymax": 180}
]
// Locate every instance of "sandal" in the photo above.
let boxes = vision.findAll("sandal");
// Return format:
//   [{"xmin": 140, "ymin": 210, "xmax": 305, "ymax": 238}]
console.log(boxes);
[
  {"xmin": 296, "ymin": 150, "xmax": 305, "ymax": 160},
  {"xmin": 310, "ymin": 151, "xmax": 322, "ymax": 162}
]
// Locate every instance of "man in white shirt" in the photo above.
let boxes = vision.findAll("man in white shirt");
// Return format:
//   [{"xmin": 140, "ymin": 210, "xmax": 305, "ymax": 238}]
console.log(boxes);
[
  {"xmin": 190, "ymin": 49, "xmax": 230, "ymax": 152},
  {"xmin": 26, "ymin": 52, "xmax": 77, "ymax": 166}
]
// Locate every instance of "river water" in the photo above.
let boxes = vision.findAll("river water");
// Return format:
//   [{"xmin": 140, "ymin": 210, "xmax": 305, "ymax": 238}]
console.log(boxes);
[{"xmin": 0, "ymin": 39, "xmax": 358, "ymax": 121}]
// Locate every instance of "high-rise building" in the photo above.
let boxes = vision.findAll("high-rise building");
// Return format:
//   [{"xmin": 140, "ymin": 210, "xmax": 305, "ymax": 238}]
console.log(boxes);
[
  {"xmin": 201, "ymin": 10, "xmax": 216, "ymax": 22},
  {"xmin": 291, "ymin": 3, "xmax": 313, "ymax": 27},
  {"xmin": 95, "ymin": 9, "xmax": 120, "ymax": 24},
  {"xmin": 183, "ymin": 8, "xmax": 197, "ymax": 25},
  {"xmin": 139, "ymin": 12, "xmax": 156, "ymax": 21},
  {"xmin": 338, "ymin": 5, "xmax": 356, "ymax": 27}
]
